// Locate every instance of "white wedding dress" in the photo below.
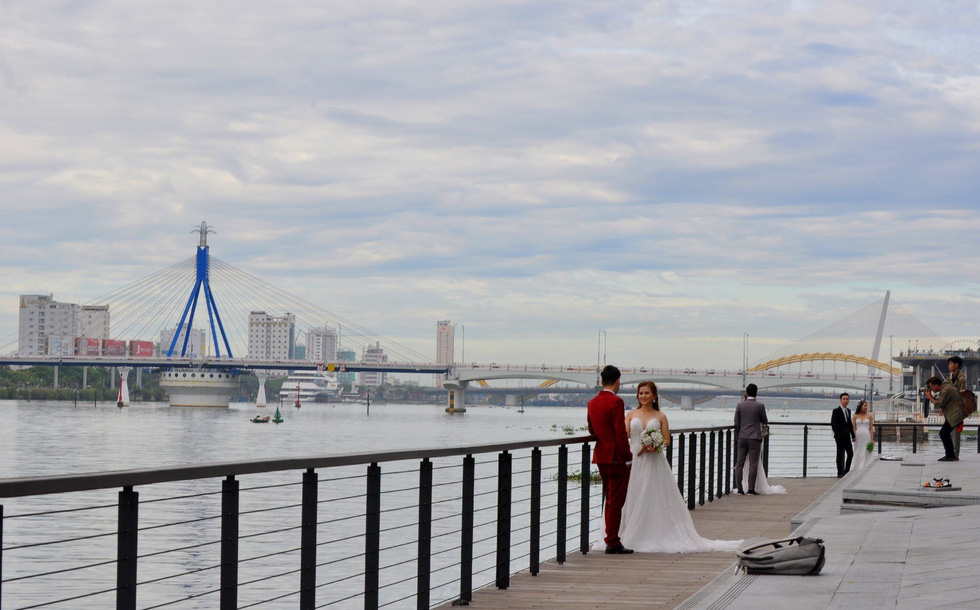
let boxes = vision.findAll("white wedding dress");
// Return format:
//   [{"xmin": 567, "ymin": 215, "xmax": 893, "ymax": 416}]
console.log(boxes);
[
  {"xmin": 853, "ymin": 418, "xmax": 873, "ymax": 470},
  {"xmin": 616, "ymin": 418, "xmax": 742, "ymax": 553},
  {"xmin": 741, "ymin": 455, "xmax": 786, "ymax": 495}
]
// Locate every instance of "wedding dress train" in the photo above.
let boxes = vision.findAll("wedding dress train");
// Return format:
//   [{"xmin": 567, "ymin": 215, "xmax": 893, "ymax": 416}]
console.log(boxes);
[
  {"xmin": 741, "ymin": 454, "xmax": 787, "ymax": 495},
  {"xmin": 616, "ymin": 417, "xmax": 742, "ymax": 553}
]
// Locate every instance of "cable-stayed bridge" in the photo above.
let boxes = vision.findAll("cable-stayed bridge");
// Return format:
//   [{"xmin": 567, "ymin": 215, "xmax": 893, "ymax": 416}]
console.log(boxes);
[{"xmin": 0, "ymin": 223, "xmax": 955, "ymax": 408}]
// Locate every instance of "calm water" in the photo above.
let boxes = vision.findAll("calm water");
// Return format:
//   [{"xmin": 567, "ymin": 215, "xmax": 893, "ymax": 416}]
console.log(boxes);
[
  {"xmin": 0, "ymin": 397, "xmax": 842, "ymax": 609},
  {"xmin": 0, "ymin": 397, "xmax": 841, "ymax": 479}
]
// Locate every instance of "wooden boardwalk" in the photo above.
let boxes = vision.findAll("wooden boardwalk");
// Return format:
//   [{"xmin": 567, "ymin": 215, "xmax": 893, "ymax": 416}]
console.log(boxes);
[{"xmin": 437, "ymin": 477, "xmax": 836, "ymax": 609}]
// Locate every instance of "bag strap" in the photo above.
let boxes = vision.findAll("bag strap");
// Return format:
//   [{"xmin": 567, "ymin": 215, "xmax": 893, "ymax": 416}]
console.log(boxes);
[{"xmin": 739, "ymin": 536, "xmax": 822, "ymax": 554}]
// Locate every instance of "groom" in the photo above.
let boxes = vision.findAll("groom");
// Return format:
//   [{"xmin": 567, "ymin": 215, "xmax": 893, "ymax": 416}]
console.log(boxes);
[
  {"xmin": 587, "ymin": 365, "xmax": 633, "ymax": 554},
  {"xmin": 734, "ymin": 383, "xmax": 767, "ymax": 495}
]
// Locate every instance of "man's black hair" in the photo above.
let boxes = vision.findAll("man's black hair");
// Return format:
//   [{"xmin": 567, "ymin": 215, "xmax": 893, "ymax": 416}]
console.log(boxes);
[
  {"xmin": 600, "ymin": 365, "xmax": 621, "ymax": 387},
  {"xmin": 745, "ymin": 384, "xmax": 758, "ymax": 397},
  {"xmin": 926, "ymin": 375, "xmax": 943, "ymax": 386},
  {"xmin": 839, "ymin": 392, "xmax": 849, "ymax": 400},
  {"xmin": 949, "ymin": 355, "xmax": 964, "ymax": 367}
]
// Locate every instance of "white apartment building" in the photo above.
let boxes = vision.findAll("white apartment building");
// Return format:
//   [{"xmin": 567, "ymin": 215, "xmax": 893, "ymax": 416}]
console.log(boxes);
[
  {"xmin": 18, "ymin": 294, "xmax": 80, "ymax": 356},
  {"xmin": 434, "ymin": 320, "xmax": 455, "ymax": 387},
  {"xmin": 248, "ymin": 311, "xmax": 296, "ymax": 362},
  {"xmin": 306, "ymin": 326, "xmax": 338, "ymax": 363},
  {"xmin": 80, "ymin": 305, "xmax": 110, "ymax": 340},
  {"xmin": 359, "ymin": 342, "xmax": 387, "ymax": 388},
  {"xmin": 160, "ymin": 325, "xmax": 208, "ymax": 357}
]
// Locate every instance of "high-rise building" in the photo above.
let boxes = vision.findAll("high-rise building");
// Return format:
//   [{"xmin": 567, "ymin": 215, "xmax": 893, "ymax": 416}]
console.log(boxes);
[
  {"xmin": 248, "ymin": 311, "xmax": 296, "ymax": 361},
  {"xmin": 435, "ymin": 320, "xmax": 455, "ymax": 387},
  {"xmin": 337, "ymin": 349, "xmax": 356, "ymax": 388},
  {"xmin": 359, "ymin": 342, "xmax": 387, "ymax": 388},
  {"xmin": 18, "ymin": 294, "xmax": 80, "ymax": 356},
  {"xmin": 80, "ymin": 305, "xmax": 110, "ymax": 340},
  {"xmin": 306, "ymin": 326, "xmax": 338, "ymax": 363},
  {"xmin": 160, "ymin": 325, "xmax": 208, "ymax": 357}
]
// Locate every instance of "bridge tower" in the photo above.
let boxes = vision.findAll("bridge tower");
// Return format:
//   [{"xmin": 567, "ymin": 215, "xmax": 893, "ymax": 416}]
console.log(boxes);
[
  {"xmin": 159, "ymin": 222, "xmax": 242, "ymax": 407},
  {"xmin": 166, "ymin": 222, "xmax": 234, "ymax": 358}
]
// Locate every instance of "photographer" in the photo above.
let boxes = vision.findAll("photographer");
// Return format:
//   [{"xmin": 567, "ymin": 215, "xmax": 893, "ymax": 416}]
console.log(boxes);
[{"xmin": 926, "ymin": 375, "xmax": 964, "ymax": 462}]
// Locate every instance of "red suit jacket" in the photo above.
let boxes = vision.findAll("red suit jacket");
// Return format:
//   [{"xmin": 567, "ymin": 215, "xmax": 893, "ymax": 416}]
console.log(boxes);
[{"xmin": 587, "ymin": 390, "xmax": 631, "ymax": 465}]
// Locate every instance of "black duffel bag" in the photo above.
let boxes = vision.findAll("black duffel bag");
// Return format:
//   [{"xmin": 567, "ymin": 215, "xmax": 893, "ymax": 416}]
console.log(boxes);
[{"xmin": 736, "ymin": 536, "xmax": 826, "ymax": 575}]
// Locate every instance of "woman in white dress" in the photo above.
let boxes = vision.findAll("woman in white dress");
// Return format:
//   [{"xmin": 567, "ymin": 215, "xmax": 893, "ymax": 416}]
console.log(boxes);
[
  {"xmin": 852, "ymin": 400, "xmax": 874, "ymax": 470},
  {"xmin": 618, "ymin": 381, "xmax": 742, "ymax": 553}
]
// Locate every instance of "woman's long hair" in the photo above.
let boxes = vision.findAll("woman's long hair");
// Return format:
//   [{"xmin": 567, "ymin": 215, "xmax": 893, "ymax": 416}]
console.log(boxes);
[
  {"xmin": 855, "ymin": 400, "xmax": 868, "ymax": 415},
  {"xmin": 636, "ymin": 380, "xmax": 660, "ymax": 411}
]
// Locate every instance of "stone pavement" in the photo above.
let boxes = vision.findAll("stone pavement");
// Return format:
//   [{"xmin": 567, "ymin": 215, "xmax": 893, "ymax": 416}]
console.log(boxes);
[{"xmin": 688, "ymin": 444, "xmax": 980, "ymax": 609}]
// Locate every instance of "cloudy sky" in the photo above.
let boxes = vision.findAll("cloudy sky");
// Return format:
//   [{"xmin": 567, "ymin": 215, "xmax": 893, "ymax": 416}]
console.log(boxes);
[{"xmin": 2, "ymin": 1, "xmax": 979, "ymax": 369}]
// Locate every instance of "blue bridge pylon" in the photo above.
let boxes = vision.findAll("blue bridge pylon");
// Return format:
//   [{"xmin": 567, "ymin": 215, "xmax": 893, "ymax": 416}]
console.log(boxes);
[{"xmin": 166, "ymin": 222, "xmax": 234, "ymax": 358}]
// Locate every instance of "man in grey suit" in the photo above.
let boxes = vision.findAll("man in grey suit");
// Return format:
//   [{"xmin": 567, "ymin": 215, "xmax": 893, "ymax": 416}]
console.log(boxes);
[{"xmin": 734, "ymin": 384, "xmax": 768, "ymax": 495}]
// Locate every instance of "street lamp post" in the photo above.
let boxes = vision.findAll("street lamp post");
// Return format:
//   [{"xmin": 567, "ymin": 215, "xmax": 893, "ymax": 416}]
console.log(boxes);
[
  {"xmin": 889, "ymin": 334, "xmax": 893, "ymax": 393},
  {"xmin": 742, "ymin": 333, "xmax": 750, "ymax": 391}
]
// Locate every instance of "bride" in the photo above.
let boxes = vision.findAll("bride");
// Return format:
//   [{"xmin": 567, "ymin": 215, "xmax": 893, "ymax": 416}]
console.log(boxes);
[{"xmin": 618, "ymin": 381, "xmax": 742, "ymax": 553}]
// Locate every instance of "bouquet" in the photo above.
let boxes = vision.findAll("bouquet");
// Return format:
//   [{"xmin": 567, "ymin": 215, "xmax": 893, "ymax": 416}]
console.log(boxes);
[
  {"xmin": 637, "ymin": 427, "xmax": 665, "ymax": 455},
  {"xmin": 866, "ymin": 442, "xmax": 874, "ymax": 453}
]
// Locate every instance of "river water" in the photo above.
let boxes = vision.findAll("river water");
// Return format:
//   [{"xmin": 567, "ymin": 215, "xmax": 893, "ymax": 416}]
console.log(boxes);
[{"xmin": 0, "ymin": 397, "xmax": 843, "ymax": 609}]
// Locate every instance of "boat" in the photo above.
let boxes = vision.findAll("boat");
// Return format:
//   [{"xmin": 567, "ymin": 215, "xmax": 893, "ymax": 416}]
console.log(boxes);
[
  {"xmin": 278, "ymin": 370, "xmax": 342, "ymax": 403},
  {"xmin": 251, "ymin": 414, "xmax": 270, "ymax": 423}
]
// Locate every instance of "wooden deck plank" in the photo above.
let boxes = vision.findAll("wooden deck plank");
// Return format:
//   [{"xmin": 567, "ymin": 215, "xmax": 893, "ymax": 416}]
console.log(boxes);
[{"xmin": 436, "ymin": 477, "xmax": 835, "ymax": 609}]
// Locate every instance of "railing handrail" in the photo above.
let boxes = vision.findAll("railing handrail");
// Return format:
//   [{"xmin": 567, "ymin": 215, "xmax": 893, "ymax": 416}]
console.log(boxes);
[{"xmin": 2, "ymin": 435, "xmax": 601, "ymax": 498}]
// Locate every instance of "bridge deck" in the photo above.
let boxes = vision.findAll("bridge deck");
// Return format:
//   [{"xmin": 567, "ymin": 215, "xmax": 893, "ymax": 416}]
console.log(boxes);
[{"xmin": 438, "ymin": 477, "xmax": 835, "ymax": 609}]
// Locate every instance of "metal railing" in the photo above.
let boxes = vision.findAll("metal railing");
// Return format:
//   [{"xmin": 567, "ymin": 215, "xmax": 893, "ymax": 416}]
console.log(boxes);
[{"xmin": 1, "ymin": 421, "xmax": 937, "ymax": 609}]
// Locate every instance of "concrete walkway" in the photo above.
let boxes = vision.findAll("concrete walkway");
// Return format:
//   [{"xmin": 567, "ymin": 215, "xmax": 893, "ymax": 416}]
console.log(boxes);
[
  {"xmin": 690, "ymin": 445, "xmax": 980, "ymax": 609},
  {"xmin": 436, "ymin": 477, "xmax": 836, "ymax": 609}
]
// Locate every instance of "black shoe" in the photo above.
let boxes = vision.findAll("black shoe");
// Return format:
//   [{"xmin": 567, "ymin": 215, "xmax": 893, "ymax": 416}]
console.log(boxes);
[
  {"xmin": 938, "ymin": 456, "xmax": 956, "ymax": 462},
  {"xmin": 605, "ymin": 545, "xmax": 634, "ymax": 555},
  {"xmin": 746, "ymin": 490, "xmax": 760, "ymax": 495}
]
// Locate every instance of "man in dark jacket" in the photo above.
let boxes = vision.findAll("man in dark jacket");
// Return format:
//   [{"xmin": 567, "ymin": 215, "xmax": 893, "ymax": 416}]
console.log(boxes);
[{"xmin": 831, "ymin": 393, "xmax": 856, "ymax": 477}]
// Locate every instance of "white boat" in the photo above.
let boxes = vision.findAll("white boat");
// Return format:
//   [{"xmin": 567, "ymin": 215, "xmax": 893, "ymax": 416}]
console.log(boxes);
[{"xmin": 278, "ymin": 371, "xmax": 342, "ymax": 402}]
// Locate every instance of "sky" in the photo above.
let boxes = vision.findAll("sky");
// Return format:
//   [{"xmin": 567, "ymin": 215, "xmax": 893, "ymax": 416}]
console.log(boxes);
[{"xmin": 2, "ymin": 1, "xmax": 980, "ymax": 370}]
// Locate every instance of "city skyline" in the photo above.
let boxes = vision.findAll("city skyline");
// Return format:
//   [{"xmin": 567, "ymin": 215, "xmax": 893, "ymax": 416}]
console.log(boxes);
[{"xmin": 2, "ymin": 3, "xmax": 980, "ymax": 369}]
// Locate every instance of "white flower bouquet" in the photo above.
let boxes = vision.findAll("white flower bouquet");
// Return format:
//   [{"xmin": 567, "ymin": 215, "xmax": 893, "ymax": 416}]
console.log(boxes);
[{"xmin": 637, "ymin": 427, "xmax": 665, "ymax": 455}]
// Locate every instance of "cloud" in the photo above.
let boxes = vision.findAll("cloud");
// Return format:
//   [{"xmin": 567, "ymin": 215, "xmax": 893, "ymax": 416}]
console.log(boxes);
[{"xmin": 2, "ymin": 1, "xmax": 980, "ymax": 367}]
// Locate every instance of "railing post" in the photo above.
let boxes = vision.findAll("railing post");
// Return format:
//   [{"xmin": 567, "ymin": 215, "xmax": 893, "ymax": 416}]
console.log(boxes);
[
  {"xmin": 365, "ymin": 463, "xmax": 381, "ymax": 610},
  {"xmin": 495, "ymin": 451, "xmax": 512, "ymax": 589},
  {"xmin": 220, "ymin": 476, "xmax": 238, "ymax": 610},
  {"xmin": 300, "ymin": 469, "xmax": 317, "ymax": 610},
  {"xmin": 803, "ymin": 425, "xmax": 809, "ymax": 478},
  {"xmin": 698, "ymin": 431, "xmax": 706, "ymax": 506},
  {"xmin": 725, "ymin": 430, "xmax": 731, "ymax": 495},
  {"xmin": 530, "ymin": 448, "xmax": 541, "ymax": 575},
  {"xmin": 676, "ymin": 434, "xmax": 685, "ymax": 496},
  {"xmin": 117, "ymin": 486, "xmax": 139, "ymax": 610},
  {"xmin": 708, "ymin": 431, "xmax": 715, "ymax": 503},
  {"xmin": 912, "ymin": 425, "xmax": 918, "ymax": 453},
  {"xmin": 716, "ymin": 430, "xmax": 724, "ymax": 497},
  {"xmin": 417, "ymin": 458, "xmax": 432, "ymax": 609},
  {"xmin": 666, "ymin": 441, "xmax": 673, "ymax": 467},
  {"xmin": 877, "ymin": 424, "xmax": 883, "ymax": 455},
  {"xmin": 687, "ymin": 433, "xmax": 697, "ymax": 511},
  {"xmin": 763, "ymin": 434, "xmax": 770, "ymax": 474},
  {"xmin": 557, "ymin": 445, "xmax": 567, "ymax": 564},
  {"xmin": 580, "ymin": 443, "xmax": 590, "ymax": 554},
  {"xmin": 1, "ymin": 504, "xmax": 4, "ymax": 603},
  {"xmin": 460, "ymin": 455, "xmax": 474, "ymax": 603}
]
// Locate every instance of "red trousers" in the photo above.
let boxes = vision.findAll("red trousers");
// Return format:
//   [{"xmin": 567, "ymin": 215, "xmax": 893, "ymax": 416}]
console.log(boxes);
[{"xmin": 597, "ymin": 462, "xmax": 630, "ymax": 547}]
